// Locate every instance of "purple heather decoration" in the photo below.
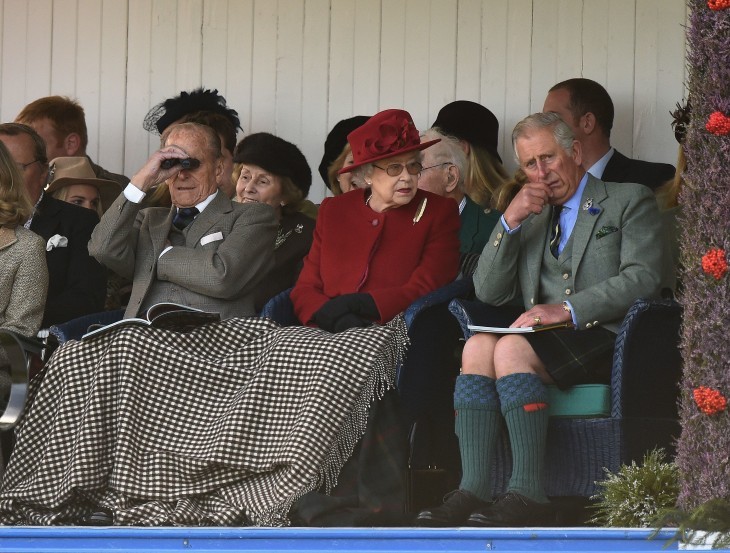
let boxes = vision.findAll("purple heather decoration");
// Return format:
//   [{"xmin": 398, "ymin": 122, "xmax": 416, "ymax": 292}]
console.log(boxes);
[{"xmin": 675, "ymin": 0, "xmax": 730, "ymax": 509}]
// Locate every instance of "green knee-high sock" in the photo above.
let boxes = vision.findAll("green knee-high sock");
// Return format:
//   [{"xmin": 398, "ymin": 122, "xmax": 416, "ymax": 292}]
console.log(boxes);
[
  {"xmin": 454, "ymin": 374, "xmax": 501, "ymax": 502},
  {"xmin": 496, "ymin": 372, "xmax": 549, "ymax": 503}
]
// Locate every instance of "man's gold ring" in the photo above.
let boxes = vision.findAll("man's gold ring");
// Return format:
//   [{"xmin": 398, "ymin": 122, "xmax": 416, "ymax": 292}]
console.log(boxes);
[{"xmin": 534, "ymin": 316, "xmax": 541, "ymax": 325}]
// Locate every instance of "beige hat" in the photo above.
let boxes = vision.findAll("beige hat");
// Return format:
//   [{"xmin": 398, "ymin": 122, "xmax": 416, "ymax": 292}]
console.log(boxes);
[{"xmin": 46, "ymin": 157, "xmax": 122, "ymax": 212}]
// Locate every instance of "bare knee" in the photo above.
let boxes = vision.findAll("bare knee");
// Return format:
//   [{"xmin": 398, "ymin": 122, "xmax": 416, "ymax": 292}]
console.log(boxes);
[
  {"xmin": 493, "ymin": 334, "xmax": 551, "ymax": 382},
  {"xmin": 461, "ymin": 333, "xmax": 498, "ymax": 377}
]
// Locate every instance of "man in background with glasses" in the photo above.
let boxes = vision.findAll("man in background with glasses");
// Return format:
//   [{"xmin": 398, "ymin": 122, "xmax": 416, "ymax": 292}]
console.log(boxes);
[{"xmin": 0, "ymin": 123, "xmax": 106, "ymax": 328}]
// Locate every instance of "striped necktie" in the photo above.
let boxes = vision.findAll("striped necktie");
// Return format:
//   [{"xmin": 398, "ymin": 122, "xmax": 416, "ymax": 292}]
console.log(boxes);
[{"xmin": 549, "ymin": 205, "xmax": 563, "ymax": 258}]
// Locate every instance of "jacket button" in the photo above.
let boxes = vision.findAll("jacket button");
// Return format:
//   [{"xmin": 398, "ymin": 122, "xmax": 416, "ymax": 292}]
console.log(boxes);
[
  {"xmin": 593, "ymin": 320, "xmax": 599, "ymax": 325},
  {"xmin": 563, "ymin": 273, "xmax": 569, "ymax": 280},
  {"xmin": 493, "ymin": 239, "xmax": 499, "ymax": 246},
  {"xmin": 372, "ymin": 219, "xmax": 379, "ymax": 226},
  {"xmin": 565, "ymin": 288, "xmax": 572, "ymax": 295},
  {"xmin": 586, "ymin": 322, "xmax": 593, "ymax": 329},
  {"xmin": 530, "ymin": 298, "xmax": 534, "ymax": 304},
  {"xmin": 496, "ymin": 232, "xmax": 503, "ymax": 239}
]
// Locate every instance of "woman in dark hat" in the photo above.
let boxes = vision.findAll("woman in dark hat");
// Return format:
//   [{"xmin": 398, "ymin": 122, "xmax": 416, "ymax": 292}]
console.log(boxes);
[
  {"xmin": 432, "ymin": 100, "xmax": 510, "ymax": 209},
  {"xmin": 319, "ymin": 115, "xmax": 369, "ymax": 194},
  {"xmin": 233, "ymin": 132, "xmax": 315, "ymax": 310}
]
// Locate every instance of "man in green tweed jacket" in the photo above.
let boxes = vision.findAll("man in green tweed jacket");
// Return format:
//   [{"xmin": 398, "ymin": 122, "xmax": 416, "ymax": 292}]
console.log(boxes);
[{"xmin": 417, "ymin": 112, "xmax": 664, "ymax": 527}]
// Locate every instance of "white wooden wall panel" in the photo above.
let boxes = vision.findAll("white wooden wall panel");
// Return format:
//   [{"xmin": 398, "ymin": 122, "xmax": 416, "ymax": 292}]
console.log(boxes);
[
  {"xmin": 454, "ymin": 0, "xmax": 482, "ymax": 105},
  {"xmin": 0, "ymin": 0, "xmax": 688, "ymax": 204},
  {"xmin": 351, "ymin": 0, "xmax": 380, "ymax": 117},
  {"xmin": 250, "ymin": 0, "xmax": 277, "ymax": 133},
  {"xmin": 225, "ymin": 0, "xmax": 254, "ymax": 137},
  {"xmin": 96, "ymin": 0, "xmax": 128, "ymax": 171},
  {"xmin": 480, "ymin": 0, "xmax": 509, "ymax": 157},
  {"xmin": 300, "ymin": 0, "xmax": 330, "ymax": 170}
]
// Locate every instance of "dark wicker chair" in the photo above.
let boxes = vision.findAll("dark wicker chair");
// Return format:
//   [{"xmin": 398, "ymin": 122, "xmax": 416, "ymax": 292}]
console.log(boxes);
[
  {"xmin": 447, "ymin": 297, "xmax": 683, "ymax": 497},
  {"xmin": 0, "ymin": 330, "xmax": 44, "ymax": 430}
]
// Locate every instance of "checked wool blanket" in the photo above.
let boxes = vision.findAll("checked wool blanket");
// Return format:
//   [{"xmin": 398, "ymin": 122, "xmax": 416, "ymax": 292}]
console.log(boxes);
[{"xmin": 0, "ymin": 316, "xmax": 408, "ymax": 526}]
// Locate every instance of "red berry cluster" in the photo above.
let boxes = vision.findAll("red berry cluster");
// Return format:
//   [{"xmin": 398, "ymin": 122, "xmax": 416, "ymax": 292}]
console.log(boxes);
[
  {"xmin": 706, "ymin": 111, "xmax": 730, "ymax": 135},
  {"xmin": 701, "ymin": 248, "xmax": 728, "ymax": 280},
  {"xmin": 708, "ymin": 0, "xmax": 730, "ymax": 9},
  {"xmin": 693, "ymin": 386, "xmax": 728, "ymax": 415}
]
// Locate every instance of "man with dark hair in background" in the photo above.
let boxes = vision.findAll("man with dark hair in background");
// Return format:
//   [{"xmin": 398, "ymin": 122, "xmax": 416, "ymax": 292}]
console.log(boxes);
[
  {"xmin": 15, "ymin": 95, "xmax": 129, "ymax": 187},
  {"xmin": 543, "ymin": 78, "xmax": 675, "ymax": 190}
]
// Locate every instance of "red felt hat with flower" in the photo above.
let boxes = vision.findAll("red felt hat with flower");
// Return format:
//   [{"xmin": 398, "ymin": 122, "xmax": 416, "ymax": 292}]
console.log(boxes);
[{"xmin": 338, "ymin": 109, "xmax": 440, "ymax": 174}]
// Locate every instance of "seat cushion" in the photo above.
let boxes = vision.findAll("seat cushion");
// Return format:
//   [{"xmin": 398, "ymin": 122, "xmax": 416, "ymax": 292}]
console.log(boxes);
[{"xmin": 547, "ymin": 384, "xmax": 611, "ymax": 418}]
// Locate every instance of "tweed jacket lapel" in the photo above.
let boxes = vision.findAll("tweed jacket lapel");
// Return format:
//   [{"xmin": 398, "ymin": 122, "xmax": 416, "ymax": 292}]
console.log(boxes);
[
  {"xmin": 522, "ymin": 208, "xmax": 552, "ymax": 301},
  {"xmin": 148, "ymin": 206, "xmax": 175, "ymax": 259},
  {"xmin": 570, "ymin": 174, "xmax": 607, "ymax": 277},
  {"xmin": 184, "ymin": 192, "xmax": 232, "ymax": 246}
]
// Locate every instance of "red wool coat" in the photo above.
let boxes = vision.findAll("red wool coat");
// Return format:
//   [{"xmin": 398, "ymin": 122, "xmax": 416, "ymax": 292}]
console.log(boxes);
[{"xmin": 291, "ymin": 188, "xmax": 460, "ymax": 325}]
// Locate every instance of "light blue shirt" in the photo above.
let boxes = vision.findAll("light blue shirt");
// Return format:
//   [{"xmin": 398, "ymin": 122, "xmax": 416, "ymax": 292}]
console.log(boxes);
[
  {"xmin": 555, "ymin": 171, "xmax": 589, "ymax": 255},
  {"xmin": 586, "ymin": 147, "xmax": 615, "ymax": 180}
]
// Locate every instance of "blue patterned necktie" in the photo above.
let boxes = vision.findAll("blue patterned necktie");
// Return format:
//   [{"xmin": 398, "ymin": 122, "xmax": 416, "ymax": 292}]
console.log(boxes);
[
  {"xmin": 549, "ymin": 205, "xmax": 563, "ymax": 258},
  {"xmin": 173, "ymin": 207, "xmax": 199, "ymax": 230}
]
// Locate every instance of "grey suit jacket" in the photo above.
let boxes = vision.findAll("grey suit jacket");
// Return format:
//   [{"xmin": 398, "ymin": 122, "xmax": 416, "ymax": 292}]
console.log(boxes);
[
  {"xmin": 89, "ymin": 191, "xmax": 277, "ymax": 319},
  {"xmin": 473, "ymin": 175, "xmax": 664, "ymax": 333}
]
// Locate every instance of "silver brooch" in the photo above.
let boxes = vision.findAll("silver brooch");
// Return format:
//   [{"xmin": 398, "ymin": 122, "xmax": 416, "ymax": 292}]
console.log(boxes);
[
  {"xmin": 294, "ymin": 224, "xmax": 303, "ymax": 234},
  {"xmin": 582, "ymin": 198, "xmax": 593, "ymax": 211}
]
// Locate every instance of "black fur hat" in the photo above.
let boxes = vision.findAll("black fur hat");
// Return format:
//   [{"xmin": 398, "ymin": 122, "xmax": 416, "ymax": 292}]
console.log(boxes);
[{"xmin": 234, "ymin": 132, "xmax": 311, "ymax": 198}]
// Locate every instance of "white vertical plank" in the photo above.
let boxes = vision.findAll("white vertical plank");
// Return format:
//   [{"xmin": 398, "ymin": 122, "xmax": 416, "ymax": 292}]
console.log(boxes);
[
  {"xmin": 379, "ymin": 0, "xmax": 406, "ymax": 110},
  {"xmin": 603, "ymin": 0, "xmax": 637, "ymax": 156},
  {"xmin": 23, "ymin": 0, "xmax": 53, "ymax": 103},
  {"xmin": 250, "ymin": 0, "xmax": 277, "ymax": 133},
  {"xmin": 202, "ymin": 0, "xmax": 230, "ymax": 94},
  {"xmin": 50, "ymin": 0, "xmax": 78, "ymax": 95},
  {"xmin": 633, "ymin": 0, "xmax": 686, "ymax": 166},
  {"xmin": 481, "ymin": 0, "xmax": 509, "ymax": 160},
  {"xmin": 275, "ymin": 0, "xmax": 304, "ymax": 144},
  {"xmin": 502, "ymin": 0, "xmax": 533, "ymax": 172},
  {"xmin": 76, "ymin": 0, "xmax": 102, "ymax": 159},
  {"xmin": 148, "ymin": 0, "xmax": 179, "ymax": 140},
  {"xmin": 327, "ymin": 0, "xmax": 357, "ymax": 123},
  {"xmin": 124, "ymin": 0, "xmax": 154, "ymax": 175},
  {"xmin": 224, "ymin": 0, "xmax": 254, "ymax": 138},
  {"xmin": 352, "ymin": 0, "xmax": 381, "ymax": 117},
  {"xmin": 404, "ymin": 0, "xmax": 431, "ymax": 126},
  {"xmin": 424, "ymin": 0, "xmax": 457, "ymax": 131},
  {"xmin": 301, "ymin": 0, "xmax": 331, "ymax": 201},
  {"xmin": 454, "ymin": 0, "xmax": 482, "ymax": 106},
  {"xmin": 530, "ymin": 0, "xmax": 583, "ymax": 114},
  {"xmin": 1, "ymin": 2, "xmax": 29, "ymax": 119},
  {"xmin": 175, "ymin": 0, "xmax": 203, "ymax": 92},
  {"xmin": 582, "ymin": 0, "xmax": 611, "ymax": 85},
  {"xmin": 97, "ymin": 0, "xmax": 129, "ymax": 174}
]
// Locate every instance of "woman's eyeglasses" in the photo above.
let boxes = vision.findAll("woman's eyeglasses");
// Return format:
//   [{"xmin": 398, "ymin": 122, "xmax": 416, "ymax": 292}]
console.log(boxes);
[{"xmin": 373, "ymin": 161, "xmax": 423, "ymax": 176}]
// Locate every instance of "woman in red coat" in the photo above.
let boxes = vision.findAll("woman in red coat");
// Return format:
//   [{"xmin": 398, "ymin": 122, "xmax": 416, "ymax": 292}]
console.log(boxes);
[{"xmin": 292, "ymin": 108, "xmax": 460, "ymax": 332}]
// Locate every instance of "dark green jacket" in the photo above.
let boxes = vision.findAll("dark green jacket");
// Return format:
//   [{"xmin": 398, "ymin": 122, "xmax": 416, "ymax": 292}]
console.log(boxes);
[{"xmin": 459, "ymin": 195, "xmax": 501, "ymax": 255}]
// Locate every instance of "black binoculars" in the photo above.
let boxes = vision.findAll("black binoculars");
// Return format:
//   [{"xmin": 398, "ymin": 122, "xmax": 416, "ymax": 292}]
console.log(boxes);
[{"xmin": 160, "ymin": 158, "xmax": 201, "ymax": 170}]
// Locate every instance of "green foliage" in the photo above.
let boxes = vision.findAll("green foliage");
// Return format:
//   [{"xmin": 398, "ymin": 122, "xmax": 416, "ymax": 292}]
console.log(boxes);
[
  {"xmin": 658, "ymin": 499, "xmax": 730, "ymax": 549},
  {"xmin": 590, "ymin": 449, "xmax": 679, "ymax": 527}
]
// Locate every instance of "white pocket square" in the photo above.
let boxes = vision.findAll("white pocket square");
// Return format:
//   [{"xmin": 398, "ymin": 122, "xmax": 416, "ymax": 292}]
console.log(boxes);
[
  {"xmin": 200, "ymin": 231, "xmax": 223, "ymax": 246},
  {"xmin": 46, "ymin": 234, "xmax": 68, "ymax": 251}
]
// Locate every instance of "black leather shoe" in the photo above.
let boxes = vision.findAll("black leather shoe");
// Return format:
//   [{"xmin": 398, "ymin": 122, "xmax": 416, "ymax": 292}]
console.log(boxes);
[
  {"xmin": 78, "ymin": 507, "xmax": 114, "ymax": 526},
  {"xmin": 467, "ymin": 492, "xmax": 554, "ymax": 527},
  {"xmin": 416, "ymin": 489, "xmax": 490, "ymax": 527}
]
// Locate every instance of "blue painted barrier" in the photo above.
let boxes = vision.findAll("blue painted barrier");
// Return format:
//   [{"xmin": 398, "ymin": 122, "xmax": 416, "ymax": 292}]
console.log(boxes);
[{"xmin": 0, "ymin": 527, "xmax": 682, "ymax": 552}]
